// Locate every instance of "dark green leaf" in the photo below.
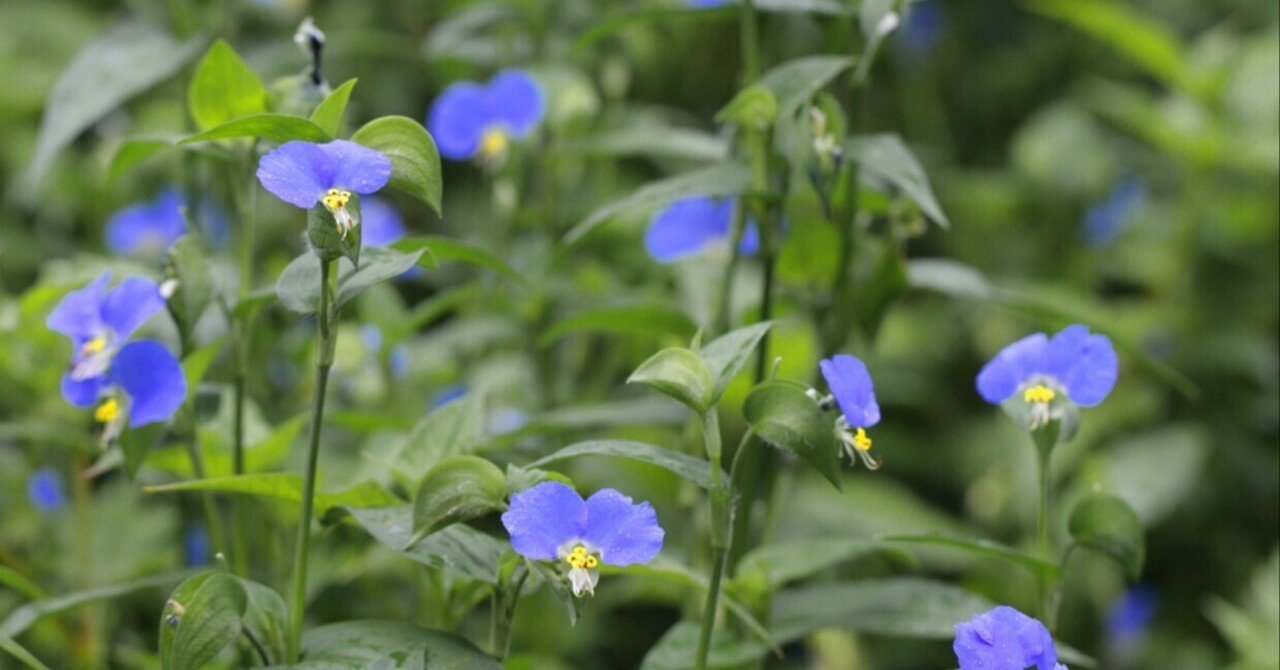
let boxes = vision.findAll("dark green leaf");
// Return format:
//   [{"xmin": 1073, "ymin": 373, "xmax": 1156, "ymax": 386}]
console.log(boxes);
[
  {"xmin": 409, "ymin": 456, "xmax": 507, "ymax": 545},
  {"xmin": 378, "ymin": 393, "xmax": 486, "ymax": 486},
  {"xmin": 757, "ymin": 56, "xmax": 853, "ymax": 121},
  {"xmin": 699, "ymin": 323, "xmax": 771, "ymax": 405},
  {"xmin": 1069, "ymin": 492, "xmax": 1145, "ymax": 579},
  {"xmin": 0, "ymin": 572, "xmax": 191, "ymax": 638},
  {"xmin": 180, "ymin": 114, "xmax": 331, "ymax": 145},
  {"xmin": 119, "ymin": 421, "xmax": 166, "ymax": 481},
  {"xmin": 529, "ymin": 440, "xmax": 724, "ymax": 491},
  {"xmin": 159, "ymin": 572, "xmax": 246, "ymax": 670},
  {"xmin": 310, "ymin": 78, "xmax": 358, "ymax": 137},
  {"xmin": 351, "ymin": 116, "xmax": 443, "ymax": 214},
  {"xmin": 187, "ymin": 39, "xmax": 266, "ymax": 131},
  {"xmin": 742, "ymin": 381, "xmax": 842, "ymax": 489},
  {"xmin": 297, "ymin": 620, "xmax": 501, "ymax": 669},
  {"xmin": 771, "ymin": 578, "xmax": 994, "ymax": 640},
  {"xmin": 0, "ymin": 633, "xmax": 51, "ymax": 670},
  {"xmin": 306, "ymin": 195, "xmax": 362, "ymax": 265},
  {"xmin": 349, "ymin": 506, "xmax": 504, "ymax": 584},
  {"xmin": 394, "ymin": 236, "xmax": 522, "ymax": 283},
  {"xmin": 848, "ymin": 134, "xmax": 949, "ymax": 227},
  {"xmin": 237, "ymin": 579, "xmax": 287, "ymax": 665},
  {"xmin": 276, "ymin": 247, "xmax": 425, "ymax": 314},
  {"xmin": 733, "ymin": 538, "xmax": 886, "ymax": 592},
  {"xmin": 539, "ymin": 304, "xmax": 696, "ymax": 347},
  {"xmin": 881, "ymin": 533, "xmax": 1061, "ymax": 579},
  {"xmin": 628, "ymin": 347, "xmax": 714, "ymax": 413}
]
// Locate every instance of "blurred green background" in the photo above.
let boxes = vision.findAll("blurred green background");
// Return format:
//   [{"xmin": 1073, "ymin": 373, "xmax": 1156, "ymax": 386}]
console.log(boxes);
[{"xmin": 1, "ymin": 0, "xmax": 1276, "ymax": 668}]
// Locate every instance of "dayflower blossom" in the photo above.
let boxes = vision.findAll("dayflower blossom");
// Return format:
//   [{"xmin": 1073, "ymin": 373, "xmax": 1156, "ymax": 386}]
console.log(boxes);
[
  {"xmin": 427, "ymin": 70, "xmax": 545, "ymax": 162},
  {"xmin": 1082, "ymin": 177, "xmax": 1146, "ymax": 246},
  {"xmin": 976, "ymin": 324, "xmax": 1118, "ymax": 429},
  {"xmin": 900, "ymin": 0, "xmax": 943, "ymax": 55},
  {"xmin": 817, "ymin": 354, "xmax": 882, "ymax": 469},
  {"xmin": 185, "ymin": 525, "xmax": 212, "ymax": 566},
  {"xmin": 105, "ymin": 189, "xmax": 230, "ymax": 256},
  {"xmin": 688, "ymin": 0, "xmax": 729, "ymax": 6},
  {"xmin": 359, "ymin": 197, "xmax": 407, "ymax": 247},
  {"xmin": 1106, "ymin": 585, "xmax": 1157, "ymax": 648},
  {"xmin": 954, "ymin": 606, "xmax": 1068, "ymax": 670},
  {"xmin": 256, "ymin": 140, "xmax": 393, "ymax": 237},
  {"xmin": 644, "ymin": 196, "xmax": 759, "ymax": 263},
  {"xmin": 27, "ymin": 468, "xmax": 67, "ymax": 513},
  {"xmin": 46, "ymin": 274, "xmax": 187, "ymax": 442},
  {"xmin": 502, "ymin": 481, "xmax": 664, "ymax": 598}
]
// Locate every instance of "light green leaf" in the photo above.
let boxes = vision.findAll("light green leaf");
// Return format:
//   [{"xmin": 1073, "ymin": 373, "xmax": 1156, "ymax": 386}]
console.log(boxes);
[
  {"xmin": 1095, "ymin": 426, "xmax": 1209, "ymax": 526},
  {"xmin": 757, "ymin": 56, "xmax": 853, "ymax": 121},
  {"xmin": 107, "ymin": 137, "xmax": 176, "ymax": 181},
  {"xmin": 349, "ymin": 506, "xmax": 504, "ymax": 584},
  {"xmin": 733, "ymin": 538, "xmax": 887, "ymax": 591},
  {"xmin": 565, "ymin": 162, "xmax": 752, "ymax": 244},
  {"xmin": 180, "ymin": 114, "xmax": 330, "ymax": 145},
  {"xmin": 351, "ymin": 116, "xmax": 443, "ymax": 214},
  {"xmin": 143, "ymin": 473, "xmax": 401, "ymax": 517},
  {"xmin": 539, "ymin": 304, "xmax": 696, "ymax": 347},
  {"xmin": 394, "ymin": 236, "xmax": 521, "ymax": 283},
  {"xmin": 379, "ymin": 393, "xmax": 486, "ymax": 486},
  {"xmin": 22, "ymin": 21, "xmax": 205, "ymax": 189},
  {"xmin": 848, "ymin": 134, "xmax": 949, "ymax": 227},
  {"xmin": 880, "ymin": 533, "xmax": 1060, "ymax": 579},
  {"xmin": 180, "ymin": 336, "xmax": 222, "ymax": 392},
  {"xmin": 772, "ymin": 578, "xmax": 994, "ymax": 641},
  {"xmin": 310, "ymin": 78, "xmax": 358, "ymax": 137},
  {"xmin": 187, "ymin": 39, "xmax": 266, "ymax": 131},
  {"xmin": 743, "ymin": 381, "xmax": 842, "ymax": 489},
  {"xmin": 410, "ymin": 456, "xmax": 508, "ymax": 544},
  {"xmin": 628, "ymin": 348, "xmax": 714, "ymax": 413},
  {"xmin": 699, "ymin": 322, "xmax": 771, "ymax": 405},
  {"xmin": 159, "ymin": 572, "xmax": 246, "ymax": 670},
  {"xmin": 529, "ymin": 440, "xmax": 724, "ymax": 491},
  {"xmin": 296, "ymin": 620, "xmax": 501, "ymax": 669},
  {"xmin": 167, "ymin": 235, "xmax": 216, "ymax": 349},
  {"xmin": 1, "ymin": 572, "xmax": 191, "ymax": 637},
  {"xmin": 276, "ymin": 247, "xmax": 425, "ymax": 314}
]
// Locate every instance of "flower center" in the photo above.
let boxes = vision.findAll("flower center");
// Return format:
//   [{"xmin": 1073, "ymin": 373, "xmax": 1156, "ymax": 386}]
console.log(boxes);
[
  {"xmin": 322, "ymin": 188, "xmax": 351, "ymax": 211},
  {"xmin": 82, "ymin": 337, "xmax": 107, "ymax": 355},
  {"xmin": 564, "ymin": 545, "xmax": 599, "ymax": 570},
  {"xmin": 479, "ymin": 127, "xmax": 509, "ymax": 158},
  {"xmin": 1023, "ymin": 384, "xmax": 1056, "ymax": 404},
  {"xmin": 94, "ymin": 397, "xmax": 121, "ymax": 424},
  {"xmin": 852, "ymin": 427, "xmax": 872, "ymax": 452},
  {"xmin": 322, "ymin": 189, "xmax": 358, "ymax": 237}
]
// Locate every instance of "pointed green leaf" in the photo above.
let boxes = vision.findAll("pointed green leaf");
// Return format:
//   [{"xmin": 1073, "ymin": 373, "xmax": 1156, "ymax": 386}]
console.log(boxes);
[
  {"xmin": 394, "ymin": 236, "xmax": 521, "ymax": 283},
  {"xmin": 180, "ymin": 114, "xmax": 330, "ymax": 145},
  {"xmin": 299, "ymin": 620, "xmax": 501, "ymax": 669},
  {"xmin": 529, "ymin": 440, "xmax": 724, "ymax": 491},
  {"xmin": 187, "ymin": 39, "xmax": 266, "ymax": 131},
  {"xmin": 159, "ymin": 572, "xmax": 246, "ymax": 670},
  {"xmin": 349, "ymin": 506, "xmax": 505, "ymax": 583},
  {"xmin": 743, "ymin": 380, "xmax": 842, "ymax": 489},
  {"xmin": 848, "ymin": 134, "xmax": 949, "ymax": 227},
  {"xmin": 699, "ymin": 323, "xmax": 771, "ymax": 405},
  {"xmin": 351, "ymin": 116, "xmax": 443, "ymax": 214},
  {"xmin": 628, "ymin": 347, "xmax": 714, "ymax": 413},
  {"xmin": 310, "ymin": 78, "xmax": 357, "ymax": 136},
  {"xmin": 409, "ymin": 456, "xmax": 508, "ymax": 545}
]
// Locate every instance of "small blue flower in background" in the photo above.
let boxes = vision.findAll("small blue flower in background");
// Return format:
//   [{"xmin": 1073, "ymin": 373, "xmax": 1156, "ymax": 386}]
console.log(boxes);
[
  {"xmin": 256, "ymin": 140, "xmax": 393, "ymax": 237},
  {"xmin": 104, "ymin": 189, "xmax": 230, "ymax": 256},
  {"xmin": 976, "ymin": 324, "xmax": 1118, "ymax": 428},
  {"xmin": 818, "ymin": 354, "xmax": 882, "ymax": 469},
  {"xmin": 427, "ymin": 70, "xmax": 545, "ymax": 162},
  {"xmin": 360, "ymin": 323, "xmax": 384, "ymax": 352},
  {"xmin": 687, "ymin": 0, "xmax": 729, "ymax": 7},
  {"xmin": 46, "ymin": 274, "xmax": 187, "ymax": 442},
  {"xmin": 502, "ymin": 481, "xmax": 664, "ymax": 597},
  {"xmin": 954, "ymin": 606, "xmax": 1067, "ymax": 670},
  {"xmin": 359, "ymin": 197, "xmax": 407, "ymax": 247},
  {"xmin": 1083, "ymin": 177, "xmax": 1146, "ymax": 246},
  {"xmin": 487, "ymin": 407, "xmax": 530, "ymax": 436},
  {"xmin": 27, "ymin": 468, "xmax": 67, "ymax": 513},
  {"xmin": 432, "ymin": 385, "xmax": 467, "ymax": 409},
  {"xmin": 1106, "ymin": 585, "xmax": 1157, "ymax": 647},
  {"xmin": 360, "ymin": 324, "xmax": 409, "ymax": 379},
  {"xmin": 899, "ymin": 1, "xmax": 943, "ymax": 55},
  {"xmin": 644, "ymin": 196, "xmax": 759, "ymax": 263},
  {"xmin": 184, "ymin": 525, "xmax": 212, "ymax": 566}
]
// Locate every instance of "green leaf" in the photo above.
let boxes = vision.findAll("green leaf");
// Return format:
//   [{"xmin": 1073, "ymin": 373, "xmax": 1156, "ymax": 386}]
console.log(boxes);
[
  {"xmin": 742, "ymin": 381, "xmax": 842, "ymax": 489},
  {"xmin": 394, "ymin": 236, "xmax": 522, "ymax": 283},
  {"xmin": 526, "ymin": 560, "xmax": 583, "ymax": 627},
  {"xmin": 771, "ymin": 578, "xmax": 995, "ymax": 641},
  {"xmin": 187, "ymin": 39, "xmax": 266, "ymax": 131},
  {"xmin": 528, "ymin": 440, "xmax": 724, "ymax": 491},
  {"xmin": 296, "ymin": 620, "xmax": 501, "ymax": 669},
  {"xmin": 378, "ymin": 393, "xmax": 487, "ymax": 486},
  {"xmin": 349, "ymin": 506, "xmax": 504, "ymax": 584},
  {"xmin": 276, "ymin": 247, "xmax": 425, "ymax": 314},
  {"xmin": 22, "ymin": 21, "xmax": 205, "ymax": 189},
  {"xmin": 107, "ymin": 137, "xmax": 176, "ymax": 181},
  {"xmin": 310, "ymin": 78, "xmax": 358, "ymax": 136},
  {"xmin": 757, "ymin": 56, "xmax": 853, "ymax": 121},
  {"xmin": 409, "ymin": 455, "xmax": 508, "ymax": 545},
  {"xmin": 699, "ymin": 323, "xmax": 771, "ymax": 405},
  {"xmin": 237, "ymin": 579, "xmax": 287, "ymax": 665},
  {"xmin": 181, "ymin": 339, "xmax": 224, "ymax": 393},
  {"xmin": 166, "ymin": 235, "xmax": 216, "ymax": 349},
  {"xmin": 120, "ymin": 421, "xmax": 166, "ymax": 481},
  {"xmin": 847, "ymin": 134, "xmax": 949, "ymax": 227},
  {"xmin": 732, "ymin": 538, "xmax": 887, "ymax": 592},
  {"xmin": 159, "ymin": 572, "xmax": 246, "ymax": 670},
  {"xmin": 628, "ymin": 348, "xmax": 715, "ymax": 413},
  {"xmin": 716, "ymin": 85, "xmax": 779, "ymax": 130},
  {"xmin": 641, "ymin": 622, "xmax": 769, "ymax": 670},
  {"xmin": 351, "ymin": 116, "xmax": 443, "ymax": 215},
  {"xmin": 540, "ymin": 304, "xmax": 696, "ymax": 347},
  {"xmin": 0, "ymin": 634, "xmax": 51, "ymax": 670},
  {"xmin": 564, "ymin": 125, "xmax": 728, "ymax": 162},
  {"xmin": 143, "ymin": 473, "xmax": 401, "ymax": 517},
  {"xmin": 1096, "ymin": 426, "xmax": 1209, "ymax": 526},
  {"xmin": 180, "ymin": 114, "xmax": 331, "ymax": 145},
  {"xmin": 1068, "ymin": 492, "xmax": 1145, "ymax": 579},
  {"xmin": 565, "ymin": 162, "xmax": 752, "ymax": 245},
  {"xmin": 880, "ymin": 533, "xmax": 1061, "ymax": 579},
  {"xmin": 306, "ymin": 195, "xmax": 362, "ymax": 265},
  {"xmin": 0, "ymin": 572, "xmax": 191, "ymax": 637}
]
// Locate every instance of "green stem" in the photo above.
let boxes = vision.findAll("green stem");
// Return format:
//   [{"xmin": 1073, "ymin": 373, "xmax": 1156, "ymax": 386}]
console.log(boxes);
[
  {"xmin": 694, "ymin": 548, "xmax": 727, "ymax": 670},
  {"xmin": 287, "ymin": 258, "xmax": 337, "ymax": 663},
  {"xmin": 694, "ymin": 411, "xmax": 728, "ymax": 670},
  {"xmin": 1036, "ymin": 446, "xmax": 1052, "ymax": 621},
  {"xmin": 739, "ymin": 0, "xmax": 761, "ymax": 82},
  {"xmin": 712, "ymin": 203, "xmax": 749, "ymax": 335},
  {"xmin": 182, "ymin": 432, "xmax": 227, "ymax": 556},
  {"xmin": 230, "ymin": 144, "xmax": 257, "ymax": 576}
]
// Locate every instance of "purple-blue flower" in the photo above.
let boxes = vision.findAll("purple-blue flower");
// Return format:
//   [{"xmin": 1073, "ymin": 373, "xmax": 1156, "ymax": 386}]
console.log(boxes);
[
  {"xmin": 105, "ymin": 190, "xmax": 230, "ymax": 255},
  {"xmin": 688, "ymin": 0, "xmax": 729, "ymax": 7},
  {"xmin": 976, "ymin": 325, "xmax": 1118, "ymax": 422},
  {"xmin": 1106, "ymin": 585, "xmax": 1157, "ymax": 645},
  {"xmin": 27, "ymin": 468, "xmax": 67, "ymax": 513},
  {"xmin": 900, "ymin": 1, "xmax": 943, "ymax": 54},
  {"xmin": 502, "ymin": 481, "xmax": 664, "ymax": 597},
  {"xmin": 359, "ymin": 197, "xmax": 407, "ymax": 246},
  {"xmin": 428, "ymin": 70, "xmax": 545, "ymax": 161},
  {"xmin": 432, "ymin": 384, "xmax": 467, "ymax": 409},
  {"xmin": 256, "ymin": 139, "xmax": 393, "ymax": 237},
  {"xmin": 819, "ymin": 354, "xmax": 882, "ymax": 469},
  {"xmin": 46, "ymin": 274, "xmax": 187, "ymax": 440},
  {"xmin": 1083, "ymin": 177, "xmax": 1146, "ymax": 246},
  {"xmin": 184, "ymin": 525, "xmax": 212, "ymax": 566},
  {"xmin": 644, "ymin": 196, "xmax": 759, "ymax": 263},
  {"xmin": 954, "ymin": 606, "xmax": 1067, "ymax": 670}
]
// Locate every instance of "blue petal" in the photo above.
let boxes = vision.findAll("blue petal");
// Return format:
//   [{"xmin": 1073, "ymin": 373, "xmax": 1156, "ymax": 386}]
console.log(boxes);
[
  {"xmin": 975, "ymin": 333, "xmax": 1049, "ymax": 404},
  {"xmin": 1043, "ymin": 325, "xmax": 1118, "ymax": 407},
  {"xmin": 111, "ymin": 340, "xmax": 187, "ymax": 426},
  {"xmin": 1082, "ymin": 177, "xmax": 1145, "ymax": 246},
  {"xmin": 428, "ymin": 82, "xmax": 488, "ymax": 160},
  {"xmin": 484, "ymin": 70, "xmax": 545, "ymax": 138},
  {"xmin": 257, "ymin": 141, "xmax": 332, "ymax": 208},
  {"xmin": 360, "ymin": 323, "xmax": 384, "ymax": 351},
  {"xmin": 687, "ymin": 0, "xmax": 728, "ymax": 7},
  {"xmin": 582, "ymin": 488, "xmax": 664, "ymax": 566},
  {"xmin": 432, "ymin": 385, "xmax": 467, "ymax": 408},
  {"xmin": 47, "ymin": 274, "xmax": 110, "ymax": 341},
  {"xmin": 101, "ymin": 277, "xmax": 165, "ymax": 340},
  {"xmin": 1106, "ymin": 585, "xmax": 1157, "ymax": 642},
  {"xmin": 953, "ymin": 606, "xmax": 1059, "ymax": 670},
  {"xmin": 61, "ymin": 372, "xmax": 105, "ymax": 408},
  {"xmin": 27, "ymin": 468, "xmax": 67, "ymax": 513},
  {"xmin": 644, "ymin": 196, "xmax": 735, "ymax": 262},
  {"xmin": 820, "ymin": 355, "xmax": 881, "ymax": 428},
  {"xmin": 900, "ymin": 0, "xmax": 943, "ymax": 54},
  {"xmin": 360, "ymin": 197, "xmax": 407, "ymax": 246},
  {"xmin": 324, "ymin": 140, "xmax": 393, "ymax": 195},
  {"xmin": 105, "ymin": 190, "xmax": 187, "ymax": 255},
  {"xmin": 185, "ymin": 525, "xmax": 212, "ymax": 566},
  {"xmin": 501, "ymin": 481, "xmax": 586, "ymax": 561}
]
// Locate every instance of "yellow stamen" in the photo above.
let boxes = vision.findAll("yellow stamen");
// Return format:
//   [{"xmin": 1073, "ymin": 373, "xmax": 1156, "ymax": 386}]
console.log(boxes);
[
  {"xmin": 479, "ymin": 127, "xmax": 509, "ymax": 158},
  {"xmin": 585, "ymin": 555, "xmax": 598, "ymax": 569},
  {"xmin": 94, "ymin": 398, "xmax": 120, "ymax": 424},
  {"xmin": 565, "ymin": 545, "xmax": 598, "ymax": 570},
  {"xmin": 321, "ymin": 189, "xmax": 351, "ymax": 211},
  {"xmin": 82, "ymin": 337, "xmax": 106, "ymax": 355},
  {"xmin": 853, "ymin": 427, "xmax": 872, "ymax": 452},
  {"xmin": 1024, "ymin": 384, "xmax": 1056, "ymax": 404}
]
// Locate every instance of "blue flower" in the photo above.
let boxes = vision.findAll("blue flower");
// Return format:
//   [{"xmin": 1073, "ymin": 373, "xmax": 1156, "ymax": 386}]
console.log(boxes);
[
  {"xmin": 502, "ymin": 481, "xmax": 664, "ymax": 597},
  {"xmin": 184, "ymin": 525, "xmax": 212, "ymax": 566},
  {"xmin": 976, "ymin": 324, "xmax": 1118, "ymax": 428},
  {"xmin": 688, "ymin": 0, "xmax": 729, "ymax": 6},
  {"xmin": 27, "ymin": 468, "xmax": 66, "ymax": 513},
  {"xmin": 105, "ymin": 190, "xmax": 187, "ymax": 256},
  {"xmin": 954, "ymin": 606, "xmax": 1067, "ymax": 670},
  {"xmin": 359, "ymin": 197, "xmax": 407, "ymax": 246},
  {"xmin": 432, "ymin": 385, "xmax": 467, "ymax": 408},
  {"xmin": 1083, "ymin": 177, "xmax": 1146, "ymax": 246},
  {"xmin": 427, "ymin": 70, "xmax": 545, "ymax": 161},
  {"xmin": 256, "ymin": 140, "xmax": 393, "ymax": 237},
  {"xmin": 900, "ymin": 1, "xmax": 943, "ymax": 54},
  {"xmin": 46, "ymin": 274, "xmax": 187, "ymax": 441},
  {"xmin": 1106, "ymin": 585, "xmax": 1157, "ymax": 645},
  {"xmin": 644, "ymin": 196, "xmax": 759, "ymax": 263},
  {"xmin": 819, "ymin": 354, "xmax": 882, "ymax": 469}
]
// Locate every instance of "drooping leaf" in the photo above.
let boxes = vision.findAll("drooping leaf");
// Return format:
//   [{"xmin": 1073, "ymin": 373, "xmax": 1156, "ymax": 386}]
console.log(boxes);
[
  {"xmin": 159, "ymin": 571, "xmax": 247, "ymax": 670},
  {"xmin": 880, "ymin": 533, "xmax": 1061, "ymax": 579},
  {"xmin": 348, "ymin": 506, "xmax": 505, "ymax": 584},
  {"xmin": 296, "ymin": 620, "xmax": 501, "ymax": 669},
  {"xmin": 742, "ymin": 380, "xmax": 842, "ymax": 489},
  {"xmin": 847, "ymin": 134, "xmax": 949, "ymax": 227},
  {"xmin": 180, "ymin": 114, "xmax": 331, "ymax": 145},
  {"xmin": 409, "ymin": 455, "xmax": 508, "ymax": 544},
  {"xmin": 528, "ymin": 440, "xmax": 724, "ymax": 491},
  {"xmin": 310, "ymin": 78, "xmax": 358, "ymax": 137},
  {"xmin": 351, "ymin": 116, "xmax": 443, "ymax": 215},
  {"xmin": 628, "ymin": 347, "xmax": 715, "ymax": 413},
  {"xmin": 1068, "ymin": 492, "xmax": 1145, "ymax": 579},
  {"xmin": 187, "ymin": 39, "xmax": 266, "ymax": 131}
]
